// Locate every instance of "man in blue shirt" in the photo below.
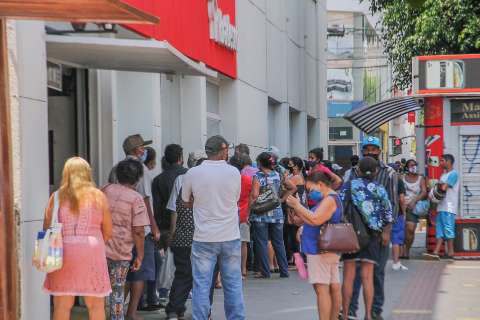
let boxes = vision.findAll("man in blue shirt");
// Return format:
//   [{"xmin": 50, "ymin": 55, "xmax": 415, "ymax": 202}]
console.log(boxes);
[{"xmin": 425, "ymin": 154, "xmax": 459, "ymax": 260}]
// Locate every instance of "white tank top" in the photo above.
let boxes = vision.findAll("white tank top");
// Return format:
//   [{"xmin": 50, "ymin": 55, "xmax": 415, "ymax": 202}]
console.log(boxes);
[{"xmin": 403, "ymin": 175, "xmax": 421, "ymax": 202}]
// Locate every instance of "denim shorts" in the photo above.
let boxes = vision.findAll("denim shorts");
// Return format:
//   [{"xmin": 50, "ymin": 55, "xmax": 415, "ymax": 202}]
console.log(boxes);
[
  {"xmin": 127, "ymin": 236, "xmax": 156, "ymax": 282},
  {"xmin": 342, "ymin": 234, "xmax": 381, "ymax": 265},
  {"xmin": 436, "ymin": 211, "xmax": 456, "ymax": 239}
]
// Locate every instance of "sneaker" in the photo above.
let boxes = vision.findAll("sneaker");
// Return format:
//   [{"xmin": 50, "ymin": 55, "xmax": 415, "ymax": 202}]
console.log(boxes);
[
  {"xmin": 422, "ymin": 252, "xmax": 440, "ymax": 260},
  {"xmin": 372, "ymin": 312, "xmax": 384, "ymax": 320},
  {"xmin": 177, "ymin": 312, "xmax": 186, "ymax": 320},
  {"xmin": 441, "ymin": 255, "xmax": 455, "ymax": 261},
  {"xmin": 392, "ymin": 262, "xmax": 408, "ymax": 271},
  {"xmin": 166, "ymin": 313, "xmax": 178, "ymax": 320},
  {"xmin": 348, "ymin": 310, "xmax": 358, "ymax": 320}
]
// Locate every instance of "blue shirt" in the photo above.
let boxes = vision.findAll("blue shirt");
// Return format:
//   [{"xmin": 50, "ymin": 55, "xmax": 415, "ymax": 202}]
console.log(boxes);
[
  {"xmin": 249, "ymin": 170, "xmax": 284, "ymax": 223},
  {"xmin": 339, "ymin": 178, "xmax": 393, "ymax": 232},
  {"xmin": 301, "ymin": 193, "xmax": 342, "ymax": 255}
]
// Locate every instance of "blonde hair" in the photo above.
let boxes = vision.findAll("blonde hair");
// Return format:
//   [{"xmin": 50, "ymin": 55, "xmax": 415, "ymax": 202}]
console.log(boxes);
[{"xmin": 59, "ymin": 157, "xmax": 96, "ymax": 214}]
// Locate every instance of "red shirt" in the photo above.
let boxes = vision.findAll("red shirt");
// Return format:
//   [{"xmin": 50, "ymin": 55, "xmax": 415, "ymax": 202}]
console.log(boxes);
[
  {"xmin": 239, "ymin": 174, "xmax": 253, "ymax": 223},
  {"xmin": 310, "ymin": 163, "xmax": 334, "ymax": 176}
]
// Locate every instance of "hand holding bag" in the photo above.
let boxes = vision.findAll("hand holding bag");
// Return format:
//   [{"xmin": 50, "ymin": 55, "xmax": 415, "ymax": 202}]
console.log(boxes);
[
  {"xmin": 317, "ymin": 222, "xmax": 360, "ymax": 253},
  {"xmin": 33, "ymin": 191, "xmax": 63, "ymax": 273}
]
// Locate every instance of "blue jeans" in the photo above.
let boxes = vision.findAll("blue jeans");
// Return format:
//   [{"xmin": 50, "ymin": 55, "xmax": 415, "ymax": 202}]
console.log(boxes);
[
  {"xmin": 253, "ymin": 222, "xmax": 289, "ymax": 277},
  {"xmin": 191, "ymin": 240, "xmax": 245, "ymax": 320},
  {"xmin": 350, "ymin": 243, "xmax": 389, "ymax": 315}
]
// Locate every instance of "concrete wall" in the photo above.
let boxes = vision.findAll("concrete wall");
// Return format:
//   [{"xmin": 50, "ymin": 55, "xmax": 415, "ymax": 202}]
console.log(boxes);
[
  {"xmin": 219, "ymin": 0, "xmax": 328, "ymax": 158},
  {"xmin": 11, "ymin": 20, "xmax": 50, "ymax": 320}
]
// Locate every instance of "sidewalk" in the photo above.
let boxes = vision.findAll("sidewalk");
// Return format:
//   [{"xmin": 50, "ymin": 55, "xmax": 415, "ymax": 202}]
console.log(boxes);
[{"xmin": 71, "ymin": 231, "xmax": 480, "ymax": 320}]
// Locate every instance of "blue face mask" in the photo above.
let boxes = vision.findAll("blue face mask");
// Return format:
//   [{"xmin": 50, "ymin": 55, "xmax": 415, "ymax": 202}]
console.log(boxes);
[
  {"xmin": 307, "ymin": 189, "xmax": 323, "ymax": 208},
  {"xmin": 140, "ymin": 149, "xmax": 148, "ymax": 163}
]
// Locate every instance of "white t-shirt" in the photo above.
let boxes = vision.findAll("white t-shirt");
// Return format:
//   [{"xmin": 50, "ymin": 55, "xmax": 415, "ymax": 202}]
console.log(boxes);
[
  {"xmin": 182, "ymin": 160, "xmax": 241, "ymax": 242},
  {"xmin": 437, "ymin": 169, "xmax": 459, "ymax": 215}
]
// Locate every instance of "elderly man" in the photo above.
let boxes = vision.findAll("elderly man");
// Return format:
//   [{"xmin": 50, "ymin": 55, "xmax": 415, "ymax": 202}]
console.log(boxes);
[{"xmin": 182, "ymin": 135, "xmax": 245, "ymax": 320}]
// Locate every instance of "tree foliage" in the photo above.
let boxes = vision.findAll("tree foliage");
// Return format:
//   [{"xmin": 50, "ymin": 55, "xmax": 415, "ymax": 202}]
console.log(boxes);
[{"xmin": 363, "ymin": 0, "xmax": 480, "ymax": 89}]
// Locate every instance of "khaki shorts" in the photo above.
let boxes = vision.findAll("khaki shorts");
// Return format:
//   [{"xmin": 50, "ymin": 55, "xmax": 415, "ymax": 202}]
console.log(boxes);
[
  {"xmin": 307, "ymin": 253, "xmax": 340, "ymax": 285},
  {"xmin": 240, "ymin": 223, "xmax": 250, "ymax": 242}
]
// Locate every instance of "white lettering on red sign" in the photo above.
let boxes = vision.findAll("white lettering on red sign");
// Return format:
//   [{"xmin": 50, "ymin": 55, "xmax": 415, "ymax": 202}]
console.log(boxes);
[{"xmin": 208, "ymin": 0, "xmax": 238, "ymax": 51}]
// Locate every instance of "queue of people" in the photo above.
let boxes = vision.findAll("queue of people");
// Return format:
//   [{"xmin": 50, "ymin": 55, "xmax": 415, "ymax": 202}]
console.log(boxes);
[{"xmin": 39, "ymin": 131, "xmax": 457, "ymax": 320}]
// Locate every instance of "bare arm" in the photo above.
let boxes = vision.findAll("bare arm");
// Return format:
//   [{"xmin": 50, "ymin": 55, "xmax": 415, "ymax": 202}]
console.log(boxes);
[
  {"xmin": 101, "ymin": 195, "xmax": 113, "ymax": 242},
  {"xmin": 281, "ymin": 176, "xmax": 297, "ymax": 202},
  {"xmin": 144, "ymin": 197, "xmax": 160, "ymax": 241},
  {"xmin": 286, "ymin": 195, "xmax": 336, "ymax": 226},
  {"xmin": 43, "ymin": 194, "xmax": 55, "ymax": 231},
  {"xmin": 327, "ymin": 171, "xmax": 343, "ymax": 190},
  {"xmin": 131, "ymin": 226, "xmax": 145, "ymax": 271},
  {"xmin": 418, "ymin": 176, "xmax": 428, "ymax": 201},
  {"xmin": 249, "ymin": 178, "xmax": 260, "ymax": 206}
]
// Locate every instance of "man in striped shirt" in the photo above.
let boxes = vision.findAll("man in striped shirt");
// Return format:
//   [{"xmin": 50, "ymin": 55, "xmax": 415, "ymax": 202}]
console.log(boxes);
[{"xmin": 344, "ymin": 136, "xmax": 398, "ymax": 320}]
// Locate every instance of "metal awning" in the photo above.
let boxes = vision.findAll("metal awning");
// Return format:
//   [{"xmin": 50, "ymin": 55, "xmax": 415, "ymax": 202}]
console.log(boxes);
[
  {"xmin": 46, "ymin": 35, "xmax": 218, "ymax": 77},
  {"xmin": 344, "ymin": 96, "xmax": 421, "ymax": 133},
  {"xmin": 0, "ymin": 0, "xmax": 159, "ymax": 24}
]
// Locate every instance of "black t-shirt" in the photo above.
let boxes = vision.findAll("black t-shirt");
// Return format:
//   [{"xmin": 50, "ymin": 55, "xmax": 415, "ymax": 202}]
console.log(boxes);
[{"xmin": 151, "ymin": 164, "xmax": 187, "ymax": 230}]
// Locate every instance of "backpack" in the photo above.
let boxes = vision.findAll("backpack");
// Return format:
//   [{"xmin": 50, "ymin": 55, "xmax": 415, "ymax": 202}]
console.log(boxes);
[{"xmin": 343, "ymin": 183, "xmax": 371, "ymax": 250}]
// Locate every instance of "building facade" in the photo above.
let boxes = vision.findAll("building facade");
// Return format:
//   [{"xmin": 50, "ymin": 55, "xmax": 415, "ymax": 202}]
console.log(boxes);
[{"xmin": 10, "ymin": 0, "xmax": 328, "ymax": 318}]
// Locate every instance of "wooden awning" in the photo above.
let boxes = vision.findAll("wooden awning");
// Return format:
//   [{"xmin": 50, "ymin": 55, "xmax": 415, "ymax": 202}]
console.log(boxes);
[{"xmin": 0, "ymin": 0, "xmax": 159, "ymax": 24}]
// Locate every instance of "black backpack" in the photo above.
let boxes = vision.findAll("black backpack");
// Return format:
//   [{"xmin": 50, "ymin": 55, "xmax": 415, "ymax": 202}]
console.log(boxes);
[{"xmin": 343, "ymin": 182, "xmax": 371, "ymax": 250}]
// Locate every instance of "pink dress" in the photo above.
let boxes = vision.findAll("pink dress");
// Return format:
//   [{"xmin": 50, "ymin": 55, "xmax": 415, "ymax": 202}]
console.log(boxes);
[{"xmin": 43, "ymin": 199, "xmax": 112, "ymax": 297}]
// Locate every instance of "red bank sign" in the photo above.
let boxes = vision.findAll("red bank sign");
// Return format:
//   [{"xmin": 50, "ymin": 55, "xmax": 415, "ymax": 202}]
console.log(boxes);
[{"xmin": 123, "ymin": 0, "xmax": 237, "ymax": 78}]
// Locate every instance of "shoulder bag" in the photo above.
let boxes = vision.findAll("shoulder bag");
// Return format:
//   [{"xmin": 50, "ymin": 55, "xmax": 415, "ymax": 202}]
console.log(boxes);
[
  {"xmin": 250, "ymin": 172, "xmax": 281, "ymax": 215},
  {"xmin": 33, "ymin": 191, "xmax": 64, "ymax": 273},
  {"xmin": 317, "ymin": 194, "xmax": 360, "ymax": 253}
]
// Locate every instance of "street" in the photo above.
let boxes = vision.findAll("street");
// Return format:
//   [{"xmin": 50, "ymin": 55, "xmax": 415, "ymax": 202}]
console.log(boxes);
[{"xmin": 70, "ymin": 232, "xmax": 480, "ymax": 320}]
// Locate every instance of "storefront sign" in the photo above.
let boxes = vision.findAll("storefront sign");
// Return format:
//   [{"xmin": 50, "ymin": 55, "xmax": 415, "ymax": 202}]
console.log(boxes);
[
  {"xmin": 208, "ymin": 0, "xmax": 238, "ymax": 50},
  {"xmin": 414, "ymin": 54, "xmax": 480, "ymax": 94},
  {"xmin": 451, "ymin": 99, "xmax": 480, "ymax": 125},
  {"xmin": 47, "ymin": 61, "xmax": 62, "ymax": 92},
  {"xmin": 123, "ymin": 0, "xmax": 237, "ymax": 78}
]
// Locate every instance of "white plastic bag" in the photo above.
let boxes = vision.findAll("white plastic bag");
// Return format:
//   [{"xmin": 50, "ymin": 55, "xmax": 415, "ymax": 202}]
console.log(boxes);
[{"xmin": 33, "ymin": 191, "xmax": 63, "ymax": 273}]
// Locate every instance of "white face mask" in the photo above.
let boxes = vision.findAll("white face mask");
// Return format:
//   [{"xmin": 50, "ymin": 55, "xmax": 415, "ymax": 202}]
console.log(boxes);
[{"xmin": 408, "ymin": 166, "xmax": 417, "ymax": 174}]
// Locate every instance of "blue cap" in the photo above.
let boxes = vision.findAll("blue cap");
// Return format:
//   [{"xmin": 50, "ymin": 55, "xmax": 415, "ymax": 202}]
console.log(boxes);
[{"xmin": 362, "ymin": 136, "xmax": 381, "ymax": 149}]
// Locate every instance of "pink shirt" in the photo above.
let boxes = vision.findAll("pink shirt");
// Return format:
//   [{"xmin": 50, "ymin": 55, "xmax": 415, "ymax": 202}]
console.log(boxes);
[
  {"xmin": 310, "ymin": 163, "xmax": 333, "ymax": 176},
  {"xmin": 103, "ymin": 184, "xmax": 150, "ymax": 261}
]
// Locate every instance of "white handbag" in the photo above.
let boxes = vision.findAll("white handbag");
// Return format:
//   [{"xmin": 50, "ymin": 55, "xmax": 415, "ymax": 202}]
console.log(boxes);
[{"xmin": 33, "ymin": 191, "xmax": 63, "ymax": 273}]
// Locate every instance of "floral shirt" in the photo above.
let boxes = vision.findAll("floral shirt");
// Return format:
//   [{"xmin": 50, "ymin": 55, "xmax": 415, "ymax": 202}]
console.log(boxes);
[
  {"xmin": 340, "ymin": 178, "xmax": 393, "ymax": 232},
  {"xmin": 249, "ymin": 170, "xmax": 284, "ymax": 223}
]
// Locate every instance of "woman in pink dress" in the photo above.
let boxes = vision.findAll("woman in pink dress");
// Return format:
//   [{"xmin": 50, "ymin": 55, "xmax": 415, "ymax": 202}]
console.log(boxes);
[{"xmin": 43, "ymin": 157, "xmax": 113, "ymax": 320}]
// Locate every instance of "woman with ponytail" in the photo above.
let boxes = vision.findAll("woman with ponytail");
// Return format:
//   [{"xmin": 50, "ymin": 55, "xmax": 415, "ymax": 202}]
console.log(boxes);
[{"xmin": 43, "ymin": 157, "xmax": 113, "ymax": 320}]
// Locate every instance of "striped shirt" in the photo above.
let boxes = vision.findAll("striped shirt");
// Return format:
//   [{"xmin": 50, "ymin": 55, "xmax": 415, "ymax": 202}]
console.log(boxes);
[{"xmin": 344, "ymin": 161, "xmax": 399, "ymax": 220}]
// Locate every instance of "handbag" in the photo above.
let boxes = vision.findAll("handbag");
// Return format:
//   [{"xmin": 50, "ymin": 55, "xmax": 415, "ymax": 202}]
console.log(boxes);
[
  {"xmin": 250, "ymin": 172, "xmax": 281, "ymax": 215},
  {"xmin": 33, "ymin": 191, "xmax": 63, "ymax": 273},
  {"xmin": 412, "ymin": 199, "xmax": 430, "ymax": 217},
  {"xmin": 317, "ymin": 194, "xmax": 360, "ymax": 253}
]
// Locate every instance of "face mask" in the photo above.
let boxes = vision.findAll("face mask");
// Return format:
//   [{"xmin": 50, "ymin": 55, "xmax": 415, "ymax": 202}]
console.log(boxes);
[
  {"xmin": 288, "ymin": 166, "xmax": 295, "ymax": 173},
  {"xmin": 408, "ymin": 166, "xmax": 417, "ymax": 174},
  {"xmin": 365, "ymin": 153, "xmax": 379, "ymax": 160},
  {"xmin": 308, "ymin": 189, "xmax": 323, "ymax": 204},
  {"xmin": 351, "ymin": 160, "xmax": 359, "ymax": 167},
  {"xmin": 140, "ymin": 149, "xmax": 148, "ymax": 163}
]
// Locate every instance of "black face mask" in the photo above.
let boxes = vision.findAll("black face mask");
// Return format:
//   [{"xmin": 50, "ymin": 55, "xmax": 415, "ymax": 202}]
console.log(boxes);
[
  {"xmin": 365, "ymin": 153, "xmax": 379, "ymax": 160},
  {"xmin": 351, "ymin": 160, "xmax": 359, "ymax": 167}
]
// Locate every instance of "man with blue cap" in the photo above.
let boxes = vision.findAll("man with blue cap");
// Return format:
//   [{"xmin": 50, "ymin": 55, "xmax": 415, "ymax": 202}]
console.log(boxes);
[{"xmin": 343, "ymin": 136, "xmax": 399, "ymax": 320}]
